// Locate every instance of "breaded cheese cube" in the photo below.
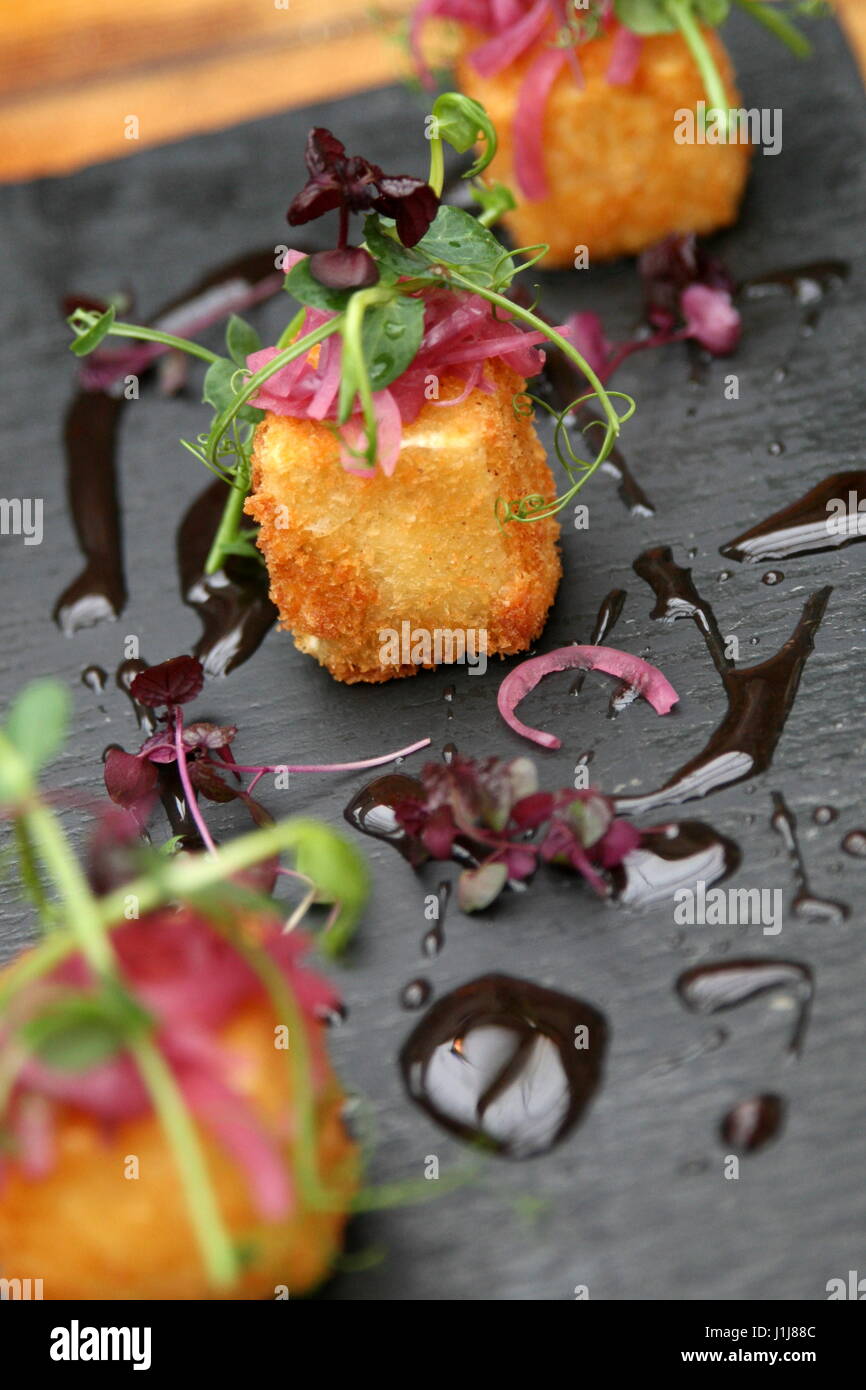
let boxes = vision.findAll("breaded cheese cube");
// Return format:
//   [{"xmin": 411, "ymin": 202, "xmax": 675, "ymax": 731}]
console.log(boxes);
[
  {"xmin": 0, "ymin": 996, "xmax": 358, "ymax": 1300},
  {"xmin": 245, "ymin": 362, "xmax": 562, "ymax": 684},
  {"xmin": 456, "ymin": 29, "xmax": 752, "ymax": 266}
]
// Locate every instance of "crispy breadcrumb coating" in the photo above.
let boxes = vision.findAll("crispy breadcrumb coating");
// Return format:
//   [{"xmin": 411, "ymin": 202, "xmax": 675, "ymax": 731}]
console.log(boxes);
[
  {"xmin": 456, "ymin": 30, "xmax": 752, "ymax": 266},
  {"xmin": 245, "ymin": 362, "xmax": 562, "ymax": 684},
  {"xmin": 0, "ymin": 996, "xmax": 358, "ymax": 1301}
]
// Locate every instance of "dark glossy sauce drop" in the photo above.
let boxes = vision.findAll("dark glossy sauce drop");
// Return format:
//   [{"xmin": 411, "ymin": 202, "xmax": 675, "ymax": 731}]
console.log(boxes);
[
  {"xmin": 841, "ymin": 830, "xmax": 866, "ymax": 859},
  {"xmin": 596, "ymin": 430, "xmax": 656, "ymax": 517},
  {"xmin": 442, "ymin": 741, "xmax": 458, "ymax": 765},
  {"xmin": 399, "ymin": 973, "xmax": 607, "ymax": 1158},
  {"xmin": 443, "ymin": 684, "xmax": 455, "ymax": 721},
  {"xmin": 55, "ymin": 247, "xmax": 284, "ymax": 658},
  {"xmin": 81, "ymin": 664, "xmax": 108, "ymax": 693},
  {"xmin": 422, "ymin": 880, "xmax": 450, "ymax": 958},
  {"xmin": 571, "ymin": 588, "xmax": 626, "ymax": 696},
  {"xmin": 740, "ymin": 260, "xmax": 849, "ymax": 325},
  {"xmin": 115, "ymin": 658, "xmax": 156, "ymax": 735},
  {"xmin": 401, "ymin": 978, "xmax": 433, "ymax": 1010},
  {"xmin": 770, "ymin": 791, "xmax": 848, "ymax": 923},
  {"xmin": 720, "ymin": 1094, "xmax": 785, "ymax": 1154},
  {"xmin": 634, "ymin": 546, "xmax": 730, "ymax": 677},
  {"xmin": 720, "ymin": 471, "xmax": 866, "ymax": 563},
  {"xmin": 342, "ymin": 773, "xmax": 426, "ymax": 865},
  {"xmin": 54, "ymin": 392, "xmax": 127, "ymax": 634},
  {"xmin": 675, "ymin": 957, "xmax": 813, "ymax": 1056},
  {"xmin": 618, "ymin": 548, "xmax": 831, "ymax": 813},
  {"xmin": 812, "ymin": 805, "xmax": 838, "ymax": 826},
  {"xmin": 612, "ymin": 821, "xmax": 740, "ymax": 907},
  {"xmin": 176, "ymin": 480, "xmax": 276, "ymax": 677}
]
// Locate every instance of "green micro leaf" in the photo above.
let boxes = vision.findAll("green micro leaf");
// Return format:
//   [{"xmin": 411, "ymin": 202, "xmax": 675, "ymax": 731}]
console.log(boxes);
[
  {"xmin": 470, "ymin": 180, "xmax": 517, "ymax": 222},
  {"xmin": 225, "ymin": 314, "xmax": 262, "ymax": 367},
  {"xmin": 694, "ymin": 0, "xmax": 730, "ymax": 22},
  {"xmin": 614, "ymin": 0, "xmax": 676, "ymax": 33},
  {"xmin": 68, "ymin": 304, "xmax": 117, "ymax": 356},
  {"xmin": 284, "ymin": 258, "xmax": 353, "ymax": 312},
  {"xmin": 364, "ymin": 215, "xmax": 426, "ymax": 278},
  {"xmin": 431, "ymin": 93, "xmax": 498, "ymax": 179},
  {"xmin": 362, "ymin": 295, "xmax": 425, "ymax": 393},
  {"xmin": 20, "ymin": 985, "xmax": 151, "ymax": 1072},
  {"xmin": 415, "ymin": 205, "xmax": 515, "ymax": 288},
  {"xmin": 290, "ymin": 821, "xmax": 370, "ymax": 958},
  {"xmin": 4, "ymin": 679, "xmax": 70, "ymax": 775},
  {"xmin": 202, "ymin": 358, "xmax": 262, "ymax": 424}
]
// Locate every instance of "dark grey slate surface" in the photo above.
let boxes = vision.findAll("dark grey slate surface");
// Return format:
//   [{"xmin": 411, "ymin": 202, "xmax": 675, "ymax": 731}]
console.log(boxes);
[{"xmin": 0, "ymin": 14, "xmax": 864, "ymax": 1300}]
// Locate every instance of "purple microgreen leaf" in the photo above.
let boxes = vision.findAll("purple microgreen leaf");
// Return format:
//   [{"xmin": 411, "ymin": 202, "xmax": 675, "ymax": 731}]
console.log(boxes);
[
  {"xmin": 371, "ymin": 178, "xmax": 439, "ymax": 247},
  {"xmin": 510, "ymin": 791, "xmax": 554, "ymax": 831},
  {"xmin": 680, "ymin": 283, "xmax": 741, "ymax": 355},
  {"xmin": 138, "ymin": 729, "xmax": 177, "ymax": 764},
  {"xmin": 129, "ymin": 655, "xmax": 205, "ymax": 708},
  {"xmin": 286, "ymin": 125, "xmax": 438, "ymax": 250},
  {"xmin": 421, "ymin": 806, "xmax": 458, "ymax": 859},
  {"xmin": 188, "ymin": 759, "xmax": 240, "ymax": 804},
  {"xmin": 103, "ymin": 748, "xmax": 159, "ymax": 808},
  {"xmin": 305, "ymin": 127, "xmax": 348, "ymax": 177},
  {"xmin": 503, "ymin": 846, "xmax": 536, "ymax": 880},
  {"xmin": 309, "ymin": 247, "xmax": 379, "ymax": 290},
  {"xmin": 238, "ymin": 793, "xmax": 274, "ymax": 829},
  {"xmin": 596, "ymin": 818, "xmax": 642, "ymax": 868},
  {"xmin": 182, "ymin": 722, "xmax": 237, "ymax": 752}
]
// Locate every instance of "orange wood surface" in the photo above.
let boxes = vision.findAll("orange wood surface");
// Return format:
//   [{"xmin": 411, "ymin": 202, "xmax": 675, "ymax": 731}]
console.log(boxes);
[{"xmin": 0, "ymin": 0, "xmax": 863, "ymax": 182}]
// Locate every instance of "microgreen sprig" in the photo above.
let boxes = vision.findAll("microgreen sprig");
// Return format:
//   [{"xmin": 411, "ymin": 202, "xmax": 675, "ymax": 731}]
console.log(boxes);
[{"xmin": 66, "ymin": 93, "xmax": 634, "ymax": 558}]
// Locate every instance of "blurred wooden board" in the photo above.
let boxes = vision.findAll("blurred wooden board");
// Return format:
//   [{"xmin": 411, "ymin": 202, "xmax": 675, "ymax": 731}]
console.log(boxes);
[{"xmin": 0, "ymin": 0, "xmax": 863, "ymax": 181}]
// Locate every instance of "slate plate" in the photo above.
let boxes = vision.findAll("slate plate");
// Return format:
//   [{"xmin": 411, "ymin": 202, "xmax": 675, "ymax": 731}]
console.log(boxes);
[{"xmin": 1, "ymin": 13, "xmax": 865, "ymax": 1301}]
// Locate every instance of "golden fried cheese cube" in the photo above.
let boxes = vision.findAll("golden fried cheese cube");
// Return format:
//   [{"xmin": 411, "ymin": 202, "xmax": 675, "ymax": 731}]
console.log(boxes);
[
  {"xmin": 456, "ymin": 29, "xmax": 752, "ymax": 266},
  {"xmin": 245, "ymin": 363, "xmax": 562, "ymax": 684},
  {"xmin": 0, "ymin": 997, "xmax": 358, "ymax": 1300}
]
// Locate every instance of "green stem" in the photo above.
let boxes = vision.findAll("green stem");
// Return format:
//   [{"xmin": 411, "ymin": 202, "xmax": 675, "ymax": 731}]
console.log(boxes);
[
  {"xmin": 23, "ymin": 800, "xmax": 112, "ymax": 974},
  {"xmin": 733, "ymin": 0, "xmax": 812, "ymax": 58},
  {"xmin": 13, "ymin": 818, "xmax": 54, "ymax": 928},
  {"xmin": 203, "ymin": 442, "xmax": 252, "ymax": 576},
  {"xmin": 130, "ymin": 1035, "xmax": 239, "ymax": 1287},
  {"xmin": 665, "ymin": 0, "xmax": 730, "ymax": 136},
  {"xmin": 99, "ymin": 322, "xmax": 222, "ymax": 366},
  {"xmin": 428, "ymin": 136, "xmax": 445, "ymax": 198},
  {"xmin": 338, "ymin": 287, "xmax": 394, "ymax": 465}
]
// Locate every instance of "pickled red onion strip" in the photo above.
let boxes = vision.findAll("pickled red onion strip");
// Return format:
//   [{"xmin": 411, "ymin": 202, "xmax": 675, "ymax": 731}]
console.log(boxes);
[{"xmin": 498, "ymin": 644, "xmax": 680, "ymax": 749}]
